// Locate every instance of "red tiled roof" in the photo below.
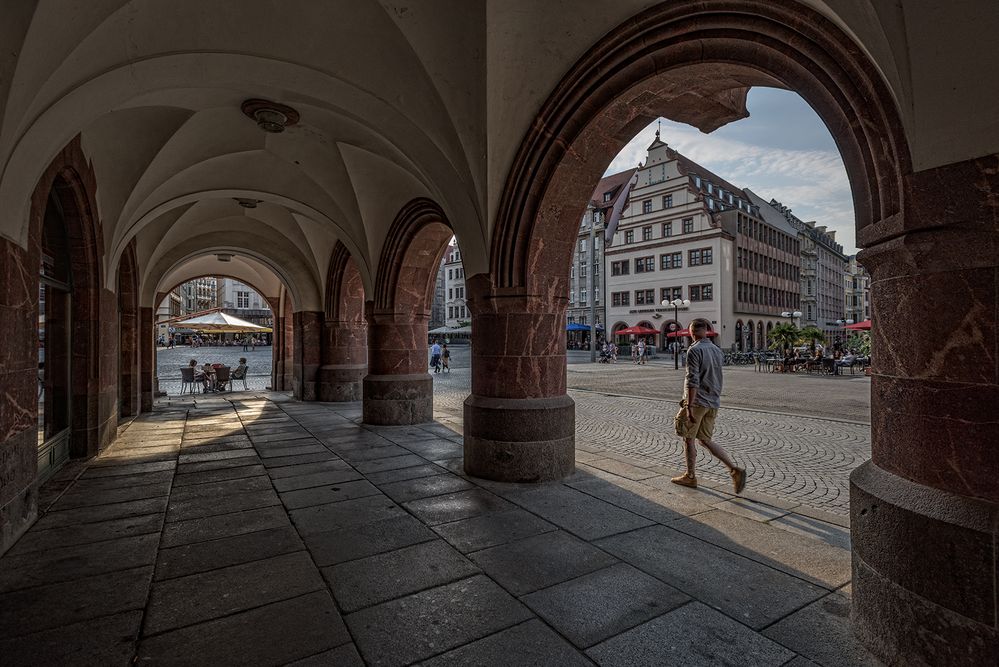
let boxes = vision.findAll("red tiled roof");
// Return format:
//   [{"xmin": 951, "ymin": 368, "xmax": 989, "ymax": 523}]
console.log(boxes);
[
  {"xmin": 669, "ymin": 147, "xmax": 746, "ymax": 199},
  {"xmin": 590, "ymin": 169, "xmax": 635, "ymax": 206}
]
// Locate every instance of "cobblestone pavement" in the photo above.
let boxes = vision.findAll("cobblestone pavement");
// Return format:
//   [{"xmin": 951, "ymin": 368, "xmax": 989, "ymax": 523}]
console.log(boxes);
[
  {"xmin": 431, "ymin": 348, "xmax": 870, "ymax": 517},
  {"xmin": 157, "ymin": 345, "xmax": 274, "ymax": 393},
  {"xmin": 2, "ymin": 394, "xmax": 878, "ymax": 666}
]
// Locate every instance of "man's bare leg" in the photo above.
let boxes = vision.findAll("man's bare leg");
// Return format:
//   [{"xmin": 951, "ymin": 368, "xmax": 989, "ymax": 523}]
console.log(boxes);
[
  {"xmin": 697, "ymin": 437, "xmax": 736, "ymax": 471},
  {"xmin": 683, "ymin": 438, "xmax": 698, "ymax": 476}
]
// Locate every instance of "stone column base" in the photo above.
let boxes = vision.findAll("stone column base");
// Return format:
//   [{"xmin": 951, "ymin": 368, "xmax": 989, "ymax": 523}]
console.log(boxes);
[
  {"xmin": 318, "ymin": 364, "xmax": 365, "ymax": 402},
  {"xmin": 362, "ymin": 373, "xmax": 432, "ymax": 425},
  {"xmin": 850, "ymin": 461, "xmax": 999, "ymax": 665},
  {"xmin": 463, "ymin": 394, "xmax": 574, "ymax": 483}
]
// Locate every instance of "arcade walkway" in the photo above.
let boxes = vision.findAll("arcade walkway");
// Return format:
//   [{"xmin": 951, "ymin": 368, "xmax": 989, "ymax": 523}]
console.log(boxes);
[{"xmin": 0, "ymin": 394, "xmax": 879, "ymax": 666}]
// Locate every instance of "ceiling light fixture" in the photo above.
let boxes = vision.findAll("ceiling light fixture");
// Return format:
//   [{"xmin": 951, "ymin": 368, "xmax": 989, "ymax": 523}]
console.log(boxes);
[
  {"xmin": 233, "ymin": 197, "xmax": 261, "ymax": 209},
  {"xmin": 241, "ymin": 99, "xmax": 300, "ymax": 133},
  {"xmin": 216, "ymin": 253, "xmax": 233, "ymax": 262}
]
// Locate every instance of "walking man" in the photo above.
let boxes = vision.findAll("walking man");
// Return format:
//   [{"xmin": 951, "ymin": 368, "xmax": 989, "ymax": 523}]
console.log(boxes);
[
  {"xmin": 672, "ymin": 318, "xmax": 747, "ymax": 493},
  {"xmin": 429, "ymin": 339, "xmax": 442, "ymax": 373}
]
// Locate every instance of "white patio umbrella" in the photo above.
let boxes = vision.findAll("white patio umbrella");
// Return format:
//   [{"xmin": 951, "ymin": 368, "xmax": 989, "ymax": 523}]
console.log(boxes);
[{"xmin": 174, "ymin": 311, "xmax": 272, "ymax": 333}]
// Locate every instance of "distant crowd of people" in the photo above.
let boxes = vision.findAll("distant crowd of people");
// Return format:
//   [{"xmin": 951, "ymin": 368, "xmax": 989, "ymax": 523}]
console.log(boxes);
[{"xmin": 159, "ymin": 334, "xmax": 267, "ymax": 349}]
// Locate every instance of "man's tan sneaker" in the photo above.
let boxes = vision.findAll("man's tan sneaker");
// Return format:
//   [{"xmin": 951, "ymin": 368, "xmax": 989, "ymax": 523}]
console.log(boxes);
[
  {"xmin": 671, "ymin": 473, "xmax": 698, "ymax": 488},
  {"xmin": 731, "ymin": 467, "xmax": 747, "ymax": 494}
]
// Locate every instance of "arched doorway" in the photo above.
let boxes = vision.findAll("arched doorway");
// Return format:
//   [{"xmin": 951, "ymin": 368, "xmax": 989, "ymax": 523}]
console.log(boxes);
[
  {"xmin": 746, "ymin": 320, "xmax": 755, "ymax": 350},
  {"xmin": 735, "ymin": 320, "xmax": 744, "ymax": 352}
]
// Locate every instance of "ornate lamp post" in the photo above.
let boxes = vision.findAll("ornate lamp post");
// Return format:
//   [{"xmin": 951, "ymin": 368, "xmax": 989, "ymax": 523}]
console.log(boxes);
[
  {"xmin": 836, "ymin": 318, "xmax": 855, "ymax": 351},
  {"xmin": 663, "ymin": 298, "xmax": 690, "ymax": 370}
]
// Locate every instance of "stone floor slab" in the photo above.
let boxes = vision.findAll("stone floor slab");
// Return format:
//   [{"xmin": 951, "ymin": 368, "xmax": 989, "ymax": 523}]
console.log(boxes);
[
  {"xmin": 154, "ymin": 525, "xmax": 304, "ymax": 580},
  {"xmin": 365, "ymin": 463, "xmax": 448, "ymax": 485},
  {"xmin": 160, "ymin": 505, "xmax": 290, "ymax": 548},
  {"xmin": 171, "ymin": 463, "xmax": 268, "ymax": 486},
  {"xmin": 416, "ymin": 619, "xmax": 591, "ymax": 667},
  {"xmin": 272, "ymin": 467, "xmax": 364, "ymax": 492},
  {"xmin": 266, "ymin": 459, "xmax": 352, "ymax": 480},
  {"xmin": 596, "ymin": 525, "xmax": 826, "ymax": 630},
  {"xmin": 167, "ymin": 474, "xmax": 272, "ymax": 500},
  {"xmin": 5, "ymin": 513, "xmax": 164, "ymax": 555},
  {"xmin": 325, "ymin": 539, "xmax": 479, "ymax": 612},
  {"xmin": 302, "ymin": 514, "xmax": 438, "ymax": 566},
  {"xmin": 0, "ymin": 610, "xmax": 142, "ymax": 667},
  {"xmin": 769, "ymin": 512, "xmax": 852, "ymax": 551},
  {"xmin": 470, "ymin": 530, "xmax": 618, "ymax": 596},
  {"xmin": 403, "ymin": 488, "xmax": 513, "ymax": 526},
  {"xmin": 32, "ymin": 496, "xmax": 168, "ymax": 530},
  {"xmin": 567, "ymin": 475, "xmax": 715, "ymax": 522},
  {"xmin": 139, "ymin": 591, "xmax": 350, "ymax": 665},
  {"xmin": 432, "ymin": 508, "xmax": 557, "ymax": 553},
  {"xmin": 523, "ymin": 562, "xmax": 688, "ymax": 648},
  {"xmin": 763, "ymin": 593, "xmax": 883, "ymax": 666},
  {"xmin": 50, "ymin": 481, "xmax": 172, "ymax": 511},
  {"xmin": 261, "ymin": 451, "xmax": 341, "ymax": 468},
  {"xmin": 399, "ymin": 438, "xmax": 464, "ymax": 461},
  {"xmin": 353, "ymin": 453, "xmax": 428, "ymax": 474},
  {"xmin": 502, "ymin": 484, "xmax": 654, "ymax": 540},
  {"xmin": 287, "ymin": 642, "xmax": 366, "ymax": 666},
  {"xmin": 165, "ymin": 488, "xmax": 280, "ymax": 522},
  {"xmin": 380, "ymin": 473, "xmax": 475, "ymax": 504},
  {"xmin": 280, "ymin": 479, "xmax": 381, "ymax": 509},
  {"xmin": 345, "ymin": 575, "xmax": 532, "ymax": 666},
  {"xmin": 585, "ymin": 601, "xmax": 796, "ymax": 666},
  {"xmin": 144, "ymin": 551, "xmax": 324, "ymax": 634},
  {"xmin": 289, "ymin": 494, "xmax": 406, "ymax": 535}
]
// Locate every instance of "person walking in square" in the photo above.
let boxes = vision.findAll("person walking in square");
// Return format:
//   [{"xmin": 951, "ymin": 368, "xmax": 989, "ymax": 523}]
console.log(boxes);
[
  {"xmin": 637, "ymin": 338, "xmax": 646, "ymax": 365},
  {"xmin": 429, "ymin": 339, "xmax": 442, "ymax": 373},
  {"xmin": 441, "ymin": 343, "xmax": 451, "ymax": 373},
  {"xmin": 671, "ymin": 318, "xmax": 747, "ymax": 493}
]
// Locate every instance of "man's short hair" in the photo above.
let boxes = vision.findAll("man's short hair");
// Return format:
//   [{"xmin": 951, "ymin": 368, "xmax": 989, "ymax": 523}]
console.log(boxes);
[{"xmin": 689, "ymin": 318, "xmax": 711, "ymax": 336}]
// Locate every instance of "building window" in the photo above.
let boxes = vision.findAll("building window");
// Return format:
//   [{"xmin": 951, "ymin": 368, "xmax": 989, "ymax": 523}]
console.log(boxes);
[
  {"xmin": 663, "ymin": 194, "xmax": 672, "ymax": 208},
  {"xmin": 642, "ymin": 200, "xmax": 652, "ymax": 214},
  {"xmin": 642, "ymin": 226, "xmax": 653, "ymax": 241},
  {"xmin": 635, "ymin": 289, "xmax": 655, "ymax": 305},
  {"xmin": 603, "ymin": 191, "xmax": 613, "ymax": 202},
  {"xmin": 624, "ymin": 230, "xmax": 634, "ymax": 244},
  {"xmin": 579, "ymin": 239, "xmax": 587, "ymax": 253},
  {"xmin": 236, "ymin": 291, "xmax": 250, "ymax": 308},
  {"xmin": 689, "ymin": 284, "xmax": 713, "ymax": 301},
  {"xmin": 579, "ymin": 264, "xmax": 587, "ymax": 279},
  {"xmin": 635, "ymin": 256, "xmax": 655, "ymax": 273},
  {"xmin": 611, "ymin": 260, "xmax": 630, "ymax": 276},
  {"xmin": 689, "ymin": 248, "xmax": 713, "ymax": 266},
  {"xmin": 661, "ymin": 286, "xmax": 682, "ymax": 302},
  {"xmin": 660, "ymin": 252, "xmax": 682, "ymax": 270},
  {"xmin": 612, "ymin": 291, "xmax": 630, "ymax": 307},
  {"xmin": 682, "ymin": 218, "xmax": 693, "ymax": 234},
  {"xmin": 662, "ymin": 222, "xmax": 672, "ymax": 237},
  {"xmin": 580, "ymin": 289, "xmax": 587, "ymax": 304}
]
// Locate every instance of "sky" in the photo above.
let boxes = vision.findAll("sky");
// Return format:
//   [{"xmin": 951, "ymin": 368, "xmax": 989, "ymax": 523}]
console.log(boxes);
[{"xmin": 604, "ymin": 87, "xmax": 857, "ymax": 253}]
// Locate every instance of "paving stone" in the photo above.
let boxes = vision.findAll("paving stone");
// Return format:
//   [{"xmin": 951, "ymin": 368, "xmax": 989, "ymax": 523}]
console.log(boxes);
[
  {"xmin": 161, "ymin": 505, "xmax": 291, "ymax": 548},
  {"xmin": 522, "ymin": 563, "xmax": 688, "ymax": 648},
  {"xmin": 172, "ymin": 463, "xmax": 268, "ymax": 486},
  {"xmin": 399, "ymin": 438, "xmax": 464, "ymax": 460},
  {"xmin": 403, "ymin": 489, "xmax": 512, "ymax": 525},
  {"xmin": 325, "ymin": 539, "xmax": 479, "ymax": 612},
  {"xmin": 144, "ymin": 551, "xmax": 325, "ymax": 634},
  {"xmin": 248, "ymin": 430, "xmax": 312, "ymax": 443},
  {"xmin": 715, "ymin": 497, "xmax": 792, "ymax": 522},
  {"xmin": 337, "ymin": 444, "xmax": 413, "ymax": 462},
  {"xmin": 280, "ymin": 479, "xmax": 381, "ymax": 509},
  {"xmin": 266, "ymin": 458, "xmax": 352, "ymax": 480},
  {"xmin": 763, "ymin": 593, "xmax": 883, "ymax": 666},
  {"xmin": 584, "ymin": 458, "xmax": 659, "ymax": 481},
  {"xmin": 353, "ymin": 454, "xmax": 428, "ymax": 474},
  {"xmin": 33, "ymin": 496, "xmax": 168, "ymax": 529},
  {"xmin": 365, "ymin": 463, "xmax": 448, "ymax": 485},
  {"xmin": 272, "ymin": 467, "xmax": 364, "ymax": 492},
  {"xmin": 166, "ymin": 488, "xmax": 281, "ymax": 522},
  {"xmin": 380, "ymin": 474, "xmax": 475, "ymax": 504},
  {"xmin": 567, "ymin": 476, "xmax": 715, "ymax": 522},
  {"xmin": 286, "ymin": 642, "xmax": 366, "ymax": 666},
  {"xmin": 502, "ymin": 484, "xmax": 654, "ymax": 540},
  {"xmin": 168, "ymin": 474, "xmax": 272, "ymax": 500},
  {"xmin": 178, "ymin": 440, "xmax": 253, "ymax": 455},
  {"xmin": 769, "ymin": 512, "xmax": 852, "ymax": 551},
  {"xmin": 0, "ymin": 567, "xmax": 152, "ymax": 637},
  {"xmin": 0, "ymin": 610, "xmax": 142, "ymax": 667},
  {"xmin": 345, "ymin": 575, "xmax": 532, "ymax": 666},
  {"xmin": 261, "ymin": 451, "xmax": 341, "ymax": 468},
  {"xmin": 416, "ymin": 619, "xmax": 591, "ymax": 666},
  {"xmin": 432, "ymin": 508, "xmax": 557, "ymax": 553},
  {"xmin": 670, "ymin": 509, "xmax": 851, "ymax": 589},
  {"xmin": 0, "ymin": 533, "xmax": 159, "ymax": 593},
  {"xmin": 303, "ymin": 514, "xmax": 438, "ymax": 566},
  {"xmin": 5, "ymin": 513, "xmax": 164, "ymax": 555},
  {"xmin": 61, "ymin": 469, "xmax": 174, "ymax": 491},
  {"xmin": 586, "ymin": 601, "xmax": 796, "ymax": 666},
  {"xmin": 596, "ymin": 525, "xmax": 827, "ymax": 629},
  {"xmin": 139, "ymin": 591, "xmax": 349, "ymax": 666},
  {"xmin": 175, "ymin": 454, "xmax": 261, "ymax": 474},
  {"xmin": 155, "ymin": 525, "xmax": 304, "ymax": 580},
  {"xmin": 256, "ymin": 443, "xmax": 328, "ymax": 459},
  {"xmin": 470, "ymin": 530, "xmax": 618, "ymax": 596},
  {"xmin": 81, "ymin": 460, "xmax": 176, "ymax": 478},
  {"xmin": 178, "ymin": 448, "xmax": 262, "ymax": 464},
  {"xmin": 290, "ymin": 494, "xmax": 407, "ymax": 536}
]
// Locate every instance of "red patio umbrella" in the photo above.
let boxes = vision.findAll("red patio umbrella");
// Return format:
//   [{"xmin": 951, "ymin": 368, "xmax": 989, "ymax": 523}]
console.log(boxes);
[
  {"xmin": 844, "ymin": 320, "xmax": 872, "ymax": 330},
  {"xmin": 614, "ymin": 325, "xmax": 660, "ymax": 336},
  {"xmin": 666, "ymin": 328, "xmax": 718, "ymax": 337}
]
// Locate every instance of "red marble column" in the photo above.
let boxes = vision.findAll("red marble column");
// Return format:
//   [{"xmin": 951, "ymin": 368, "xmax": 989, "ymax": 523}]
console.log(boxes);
[
  {"xmin": 118, "ymin": 304, "xmax": 138, "ymax": 417},
  {"xmin": 318, "ymin": 318, "xmax": 366, "ymax": 401},
  {"xmin": 139, "ymin": 307, "xmax": 154, "ymax": 412},
  {"xmin": 850, "ymin": 155, "xmax": 999, "ymax": 665},
  {"xmin": 293, "ymin": 311, "xmax": 322, "ymax": 401},
  {"xmin": 0, "ymin": 237, "xmax": 39, "ymax": 555},
  {"xmin": 282, "ymin": 314, "xmax": 294, "ymax": 391},
  {"xmin": 462, "ymin": 275, "xmax": 574, "ymax": 482},
  {"xmin": 362, "ymin": 305, "xmax": 432, "ymax": 424}
]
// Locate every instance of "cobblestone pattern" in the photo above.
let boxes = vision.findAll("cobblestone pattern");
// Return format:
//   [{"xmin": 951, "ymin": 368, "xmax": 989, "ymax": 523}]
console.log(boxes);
[
  {"xmin": 431, "ymin": 362, "xmax": 869, "ymax": 516},
  {"xmin": 157, "ymin": 345, "xmax": 273, "ymax": 393}
]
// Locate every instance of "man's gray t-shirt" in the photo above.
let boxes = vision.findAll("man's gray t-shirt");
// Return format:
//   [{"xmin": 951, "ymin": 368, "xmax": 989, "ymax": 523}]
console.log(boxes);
[{"xmin": 684, "ymin": 339, "xmax": 723, "ymax": 408}]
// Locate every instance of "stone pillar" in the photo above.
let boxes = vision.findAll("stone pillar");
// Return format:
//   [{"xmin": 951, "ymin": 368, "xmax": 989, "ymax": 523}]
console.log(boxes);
[
  {"xmin": 119, "ymin": 301, "xmax": 138, "ymax": 417},
  {"xmin": 463, "ymin": 277, "xmax": 574, "ymax": 482},
  {"xmin": 318, "ymin": 318, "xmax": 366, "ymax": 401},
  {"xmin": 292, "ymin": 311, "xmax": 322, "ymax": 401},
  {"xmin": 139, "ymin": 307, "xmax": 154, "ymax": 412},
  {"xmin": 850, "ymin": 160, "xmax": 999, "ymax": 665},
  {"xmin": 362, "ymin": 306, "xmax": 432, "ymax": 424}
]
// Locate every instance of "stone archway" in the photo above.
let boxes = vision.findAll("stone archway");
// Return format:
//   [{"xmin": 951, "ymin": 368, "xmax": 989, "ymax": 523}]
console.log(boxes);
[
  {"xmin": 117, "ymin": 242, "xmax": 140, "ymax": 418},
  {"xmin": 319, "ymin": 241, "xmax": 367, "ymax": 401},
  {"xmin": 365, "ymin": 198, "xmax": 453, "ymax": 425}
]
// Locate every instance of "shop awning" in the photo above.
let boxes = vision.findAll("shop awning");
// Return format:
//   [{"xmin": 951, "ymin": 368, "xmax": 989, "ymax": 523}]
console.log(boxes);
[
  {"xmin": 844, "ymin": 320, "xmax": 872, "ymax": 330},
  {"xmin": 666, "ymin": 328, "xmax": 718, "ymax": 338},
  {"xmin": 615, "ymin": 325, "xmax": 659, "ymax": 336},
  {"xmin": 174, "ymin": 311, "xmax": 272, "ymax": 333}
]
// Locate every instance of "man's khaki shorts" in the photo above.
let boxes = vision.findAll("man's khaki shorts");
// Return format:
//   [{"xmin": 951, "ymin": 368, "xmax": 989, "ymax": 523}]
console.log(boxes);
[{"xmin": 675, "ymin": 404, "xmax": 718, "ymax": 440}]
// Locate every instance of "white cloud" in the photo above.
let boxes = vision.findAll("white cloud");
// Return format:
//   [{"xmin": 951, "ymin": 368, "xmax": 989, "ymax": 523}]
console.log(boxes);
[{"xmin": 605, "ymin": 119, "xmax": 858, "ymax": 253}]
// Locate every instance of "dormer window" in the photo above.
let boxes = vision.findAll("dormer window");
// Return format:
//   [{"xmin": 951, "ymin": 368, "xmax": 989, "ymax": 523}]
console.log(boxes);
[{"xmin": 603, "ymin": 192, "xmax": 613, "ymax": 202}]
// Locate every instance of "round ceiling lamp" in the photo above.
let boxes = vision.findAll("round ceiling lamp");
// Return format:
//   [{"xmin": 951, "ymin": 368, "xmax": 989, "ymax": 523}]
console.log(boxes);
[{"xmin": 241, "ymin": 99, "xmax": 300, "ymax": 133}]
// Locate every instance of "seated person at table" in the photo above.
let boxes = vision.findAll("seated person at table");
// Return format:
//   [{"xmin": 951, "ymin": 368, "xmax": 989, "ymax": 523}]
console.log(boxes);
[
  {"xmin": 232, "ymin": 358, "xmax": 248, "ymax": 381},
  {"xmin": 836, "ymin": 352, "xmax": 857, "ymax": 371},
  {"xmin": 201, "ymin": 363, "xmax": 215, "ymax": 390},
  {"xmin": 190, "ymin": 359, "xmax": 203, "ymax": 382}
]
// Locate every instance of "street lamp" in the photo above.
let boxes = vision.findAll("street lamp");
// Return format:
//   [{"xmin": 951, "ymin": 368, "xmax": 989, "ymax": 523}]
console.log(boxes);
[
  {"xmin": 781, "ymin": 310, "xmax": 803, "ymax": 323},
  {"xmin": 662, "ymin": 298, "xmax": 690, "ymax": 370}
]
